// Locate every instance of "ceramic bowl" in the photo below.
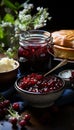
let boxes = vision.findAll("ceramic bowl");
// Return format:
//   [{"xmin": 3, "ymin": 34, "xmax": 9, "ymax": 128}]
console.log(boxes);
[
  {"xmin": 0, "ymin": 58, "xmax": 19, "ymax": 90},
  {"xmin": 58, "ymin": 69, "xmax": 74, "ymax": 88},
  {"xmin": 14, "ymin": 73, "xmax": 65, "ymax": 108}
]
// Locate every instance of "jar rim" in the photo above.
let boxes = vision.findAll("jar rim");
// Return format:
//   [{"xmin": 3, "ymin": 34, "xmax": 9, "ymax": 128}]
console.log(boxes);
[{"xmin": 19, "ymin": 30, "xmax": 52, "ymax": 47}]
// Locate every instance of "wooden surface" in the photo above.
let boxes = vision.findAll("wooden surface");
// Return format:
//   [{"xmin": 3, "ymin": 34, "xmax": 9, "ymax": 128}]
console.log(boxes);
[
  {"xmin": 1, "ymin": 103, "xmax": 74, "ymax": 130},
  {"xmin": 23, "ymin": 104, "xmax": 74, "ymax": 130},
  {"xmin": 0, "ymin": 55, "xmax": 74, "ymax": 130}
]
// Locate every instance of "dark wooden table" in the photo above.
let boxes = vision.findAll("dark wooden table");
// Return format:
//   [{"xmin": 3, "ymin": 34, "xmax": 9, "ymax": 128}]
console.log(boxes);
[
  {"xmin": 23, "ymin": 103, "xmax": 74, "ymax": 130},
  {"xmin": 0, "ymin": 102, "xmax": 74, "ymax": 130},
  {"xmin": 0, "ymin": 55, "xmax": 74, "ymax": 130}
]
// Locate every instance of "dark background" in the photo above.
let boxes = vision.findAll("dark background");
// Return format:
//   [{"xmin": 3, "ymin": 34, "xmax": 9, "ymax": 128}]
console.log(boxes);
[{"xmin": 18, "ymin": 0, "xmax": 74, "ymax": 31}]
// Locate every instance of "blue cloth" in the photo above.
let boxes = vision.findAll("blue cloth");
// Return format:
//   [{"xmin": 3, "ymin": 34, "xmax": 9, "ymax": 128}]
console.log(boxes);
[{"xmin": 55, "ymin": 88, "xmax": 74, "ymax": 106}]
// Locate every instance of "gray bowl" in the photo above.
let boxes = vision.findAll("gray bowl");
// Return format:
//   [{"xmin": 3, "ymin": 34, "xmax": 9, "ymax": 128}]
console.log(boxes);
[{"xmin": 14, "ymin": 75, "xmax": 65, "ymax": 108}]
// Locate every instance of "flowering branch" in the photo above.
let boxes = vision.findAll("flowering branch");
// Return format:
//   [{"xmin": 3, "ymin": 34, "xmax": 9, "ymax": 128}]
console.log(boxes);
[{"xmin": 0, "ymin": 0, "xmax": 51, "ymax": 58}]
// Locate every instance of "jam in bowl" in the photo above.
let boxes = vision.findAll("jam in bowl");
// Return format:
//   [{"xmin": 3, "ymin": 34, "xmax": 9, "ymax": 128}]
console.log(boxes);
[
  {"xmin": 15, "ymin": 73, "xmax": 65, "ymax": 108},
  {"xmin": 18, "ymin": 30, "xmax": 53, "ymax": 72}
]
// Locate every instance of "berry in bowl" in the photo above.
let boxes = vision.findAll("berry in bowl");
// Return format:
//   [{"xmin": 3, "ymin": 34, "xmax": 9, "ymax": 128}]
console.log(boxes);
[
  {"xmin": 58, "ymin": 69, "xmax": 74, "ymax": 88},
  {"xmin": 15, "ymin": 73, "xmax": 65, "ymax": 108}
]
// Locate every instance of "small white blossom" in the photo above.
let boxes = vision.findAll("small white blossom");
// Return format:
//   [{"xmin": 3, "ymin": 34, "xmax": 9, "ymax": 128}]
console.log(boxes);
[
  {"xmin": 19, "ymin": 3, "xmax": 33, "ymax": 15},
  {"xmin": 1, "ymin": 43, "xmax": 5, "ymax": 47},
  {"xmin": 37, "ymin": 7, "xmax": 43, "ymax": 11},
  {"xmin": 18, "ymin": 23, "xmax": 27, "ymax": 31},
  {"xmin": 7, "ymin": 48, "xmax": 12, "ymax": 52},
  {"xmin": 19, "ymin": 9, "xmax": 28, "ymax": 16},
  {"xmin": 12, "ymin": 46, "xmax": 16, "ymax": 50},
  {"xmin": 34, "ymin": 24, "xmax": 43, "ymax": 29},
  {"xmin": 19, "ymin": 14, "xmax": 32, "ymax": 23},
  {"xmin": 1, "ymin": 21, "xmax": 13, "ymax": 27},
  {"xmin": 47, "ymin": 14, "xmax": 51, "ymax": 20},
  {"xmin": 43, "ymin": 23, "xmax": 47, "ymax": 26},
  {"xmin": 15, "ymin": 33, "xmax": 19, "ymax": 38},
  {"xmin": 22, "ymin": 2, "xmax": 33, "ymax": 10}
]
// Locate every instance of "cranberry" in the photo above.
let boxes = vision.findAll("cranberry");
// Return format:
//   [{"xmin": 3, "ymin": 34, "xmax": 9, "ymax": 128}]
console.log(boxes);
[
  {"xmin": 19, "ymin": 81, "xmax": 27, "ymax": 89},
  {"xmin": 0, "ymin": 95, "xmax": 31, "ymax": 128},
  {"xmin": 24, "ymin": 114, "xmax": 31, "ymax": 121},
  {"xmin": 18, "ymin": 47, "xmax": 26, "ymax": 57},
  {"xmin": 35, "ymin": 46, "xmax": 48, "ymax": 58},
  {"xmin": 18, "ymin": 73, "xmax": 63, "ymax": 94},
  {"xmin": 12, "ymin": 102, "xmax": 20, "ymax": 111},
  {"xmin": 0, "ymin": 102, "xmax": 4, "ymax": 109},
  {"xmin": 19, "ymin": 119, "xmax": 27, "ymax": 127},
  {"xmin": 9, "ymin": 117, "xmax": 17, "ymax": 125},
  {"xmin": 3, "ymin": 100, "xmax": 10, "ymax": 107},
  {"xmin": 18, "ymin": 47, "xmax": 31, "ymax": 59}
]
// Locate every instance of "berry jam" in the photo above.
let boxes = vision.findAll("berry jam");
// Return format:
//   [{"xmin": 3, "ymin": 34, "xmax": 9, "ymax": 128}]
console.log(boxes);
[
  {"xmin": 18, "ymin": 30, "xmax": 53, "ymax": 72},
  {"xmin": 18, "ymin": 73, "xmax": 64, "ymax": 94}
]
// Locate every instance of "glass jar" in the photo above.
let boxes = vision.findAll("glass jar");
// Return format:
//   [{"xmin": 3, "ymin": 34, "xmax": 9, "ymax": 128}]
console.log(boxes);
[{"xmin": 18, "ymin": 30, "xmax": 53, "ymax": 72}]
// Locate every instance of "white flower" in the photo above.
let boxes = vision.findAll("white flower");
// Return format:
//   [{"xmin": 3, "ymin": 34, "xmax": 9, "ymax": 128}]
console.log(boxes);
[
  {"xmin": 22, "ymin": 2, "xmax": 33, "ymax": 10},
  {"xmin": 19, "ymin": 3, "xmax": 33, "ymax": 15},
  {"xmin": 7, "ymin": 48, "xmax": 12, "ymax": 52},
  {"xmin": 18, "ymin": 23, "xmax": 27, "ymax": 31},
  {"xmin": 1, "ymin": 21, "xmax": 12, "ymax": 27},
  {"xmin": 19, "ymin": 9, "xmax": 28, "ymax": 15},
  {"xmin": 34, "ymin": 24, "xmax": 43, "ymax": 29},
  {"xmin": 19, "ymin": 14, "xmax": 32, "ymax": 23},
  {"xmin": 1, "ymin": 43, "xmax": 5, "ymax": 47},
  {"xmin": 37, "ymin": 7, "xmax": 43, "ymax": 11}
]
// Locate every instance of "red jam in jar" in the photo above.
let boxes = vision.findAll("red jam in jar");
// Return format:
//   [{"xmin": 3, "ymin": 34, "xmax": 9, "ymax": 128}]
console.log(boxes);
[{"xmin": 18, "ymin": 30, "xmax": 53, "ymax": 72}]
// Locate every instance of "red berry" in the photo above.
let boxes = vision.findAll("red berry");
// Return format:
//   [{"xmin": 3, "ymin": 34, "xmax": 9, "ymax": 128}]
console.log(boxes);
[
  {"xmin": 3, "ymin": 100, "xmax": 10, "ymax": 107},
  {"xmin": 0, "ymin": 102, "xmax": 4, "ymax": 109},
  {"xmin": 19, "ymin": 119, "xmax": 27, "ymax": 127},
  {"xmin": 18, "ymin": 74, "xmax": 63, "ymax": 94},
  {"xmin": 12, "ymin": 102, "xmax": 20, "ymax": 111},
  {"xmin": 24, "ymin": 114, "xmax": 31, "ymax": 121},
  {"xmin": 9, "ymin": 117, "xmax": 17, "ymax": 125}
]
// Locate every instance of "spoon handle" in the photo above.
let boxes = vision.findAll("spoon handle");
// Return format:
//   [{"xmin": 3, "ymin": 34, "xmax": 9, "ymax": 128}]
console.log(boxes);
[{"xmin": 44, "ymin": 59, "xmax": 68, "ymax": 77}]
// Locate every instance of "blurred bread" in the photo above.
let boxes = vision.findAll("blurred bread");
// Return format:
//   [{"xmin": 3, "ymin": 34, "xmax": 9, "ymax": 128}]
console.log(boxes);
[{"xmin": 52, "ymin": 30, "xmax": 74, "ymax": 60}]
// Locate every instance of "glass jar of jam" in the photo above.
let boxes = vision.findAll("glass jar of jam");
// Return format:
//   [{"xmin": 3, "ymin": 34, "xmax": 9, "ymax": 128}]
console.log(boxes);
[{"xmin": 18, "ymin": 30, "xmax": 53, "ymax": 72}]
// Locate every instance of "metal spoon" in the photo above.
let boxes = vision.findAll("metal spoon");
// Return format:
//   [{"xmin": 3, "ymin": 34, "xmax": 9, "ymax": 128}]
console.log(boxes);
[{"xmin": 44, "ymin": 59, "xmax": 68, "ymax": 77}]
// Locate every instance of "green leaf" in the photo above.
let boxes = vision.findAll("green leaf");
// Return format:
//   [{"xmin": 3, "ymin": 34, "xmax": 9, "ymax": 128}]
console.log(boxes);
[
  {"xmin": 0, "ymin": 26, "xmax": 4, "ymax": 39},
  {"xmin": 3, "ymin": 0, "xmax": 17, "ymax": 10},
  {"xmin": 3, "ymin": 14, "xmax": 14, "ymax": 23},
  {"xmin": 14, "ymin": 2, "xmax": 21, "ymax": 10},
  {"xmin": 5, "ymin": 51, "xmax": 14, "ymax": 58}
]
